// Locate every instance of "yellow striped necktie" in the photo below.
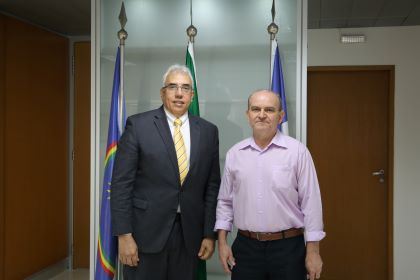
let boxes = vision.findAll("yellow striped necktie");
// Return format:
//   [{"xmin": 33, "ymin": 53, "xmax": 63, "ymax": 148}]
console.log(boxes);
[{"xmin": 174, "ymin": 118, "xmax": 188, "ymax": 185}]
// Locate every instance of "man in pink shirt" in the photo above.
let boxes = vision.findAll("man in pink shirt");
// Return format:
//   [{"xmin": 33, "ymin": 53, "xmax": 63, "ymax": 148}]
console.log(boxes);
[{"xmin": 215, "ymin": 90, "xmax": 325, "ymax": 280}]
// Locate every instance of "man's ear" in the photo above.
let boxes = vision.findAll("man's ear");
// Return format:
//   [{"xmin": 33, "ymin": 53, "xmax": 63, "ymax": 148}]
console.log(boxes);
[{"xmin": 278, "ymin": 110, "xmax": 285, "ymax": 124}]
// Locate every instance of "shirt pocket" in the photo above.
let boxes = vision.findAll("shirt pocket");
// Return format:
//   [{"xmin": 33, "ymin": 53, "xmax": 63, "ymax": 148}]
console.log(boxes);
[{"xmin": 271, "ymin": 164, "xmax": 294, "ymax": 189}]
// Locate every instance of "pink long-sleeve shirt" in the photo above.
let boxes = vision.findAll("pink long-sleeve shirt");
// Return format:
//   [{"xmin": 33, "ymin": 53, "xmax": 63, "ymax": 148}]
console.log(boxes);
[{"xmin": 215, "ymin": 131, "xmax": 326, "ymax": 242}]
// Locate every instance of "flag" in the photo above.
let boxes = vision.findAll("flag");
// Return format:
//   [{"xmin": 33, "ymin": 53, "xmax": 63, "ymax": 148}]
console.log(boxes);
[
  {"xmin": 270, "ymin": 39, "xmax": 289, "ymax": 135},
  {"xmin": 95, "ymin": 47, "xmax": 126, "ymax": 280},
  {"xmin": 185, "ymin": 40, "xmax": 206, "ymax": 280},
  {"xmin": 186, "ymin": 41, "xmax": 200, "ymax": 116}
]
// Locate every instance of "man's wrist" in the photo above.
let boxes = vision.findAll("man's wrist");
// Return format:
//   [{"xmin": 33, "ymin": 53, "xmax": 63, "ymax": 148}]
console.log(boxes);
[
  {"xmin": 306, "ymin": 241, "xmax": 320, "ymax": 254},
  {"xmin": 203, "ymin": 236, "xmax": 215, "ymax": 241},
  {"xmin": 118, "ymin": 233, "xmax": 133, "ymax": 239},
  {"xmin": 217, "ymin": 230, "xmax": 229, "ymax": 245}
]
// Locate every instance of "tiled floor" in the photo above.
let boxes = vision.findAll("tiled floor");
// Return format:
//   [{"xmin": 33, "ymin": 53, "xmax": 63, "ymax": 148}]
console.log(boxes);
[
  {"xmin": 41, "ymin": 269, "xmax": 230, "ymax": 280},
  {"xmin": 50, "ymin": 269, "xmax": 89, "ymax": 280},
  {"xmin": 26, "ymin": 258, "xmax": 229, "ymax": 280},
  {"xmin": 46, "ymin": 269, "xmax": 229, "ymax": 280}
]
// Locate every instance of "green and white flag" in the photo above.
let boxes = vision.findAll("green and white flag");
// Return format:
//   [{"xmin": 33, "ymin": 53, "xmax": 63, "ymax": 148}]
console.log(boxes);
[
  {"xmin": 185, "ymin": 40, "xmax": 206, "ymax": 280},
  {"xmin": 186, "ymin": 41, "xmax": 200, "ymax": 116}
]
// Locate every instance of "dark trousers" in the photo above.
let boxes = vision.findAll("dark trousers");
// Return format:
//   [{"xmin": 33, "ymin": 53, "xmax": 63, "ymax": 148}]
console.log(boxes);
[
  {"xmin": 124, "ymin": 215, "xmax": 198, "ymax": 280},
  {"xmin": 231, "ymin": 233, "xmax": 306, "ymax": 280}
]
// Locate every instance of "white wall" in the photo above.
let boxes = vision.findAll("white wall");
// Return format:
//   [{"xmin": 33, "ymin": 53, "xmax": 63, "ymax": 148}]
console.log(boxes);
[{"xmin": 308, "ymin": 26, "xmax": 420, "ymax": 280}]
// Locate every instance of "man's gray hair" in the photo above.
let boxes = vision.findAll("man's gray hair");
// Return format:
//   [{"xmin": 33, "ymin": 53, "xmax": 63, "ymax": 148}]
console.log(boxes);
[{"xmin": 162, "ymin": 64, "xmax": 194, "ymax": 90}]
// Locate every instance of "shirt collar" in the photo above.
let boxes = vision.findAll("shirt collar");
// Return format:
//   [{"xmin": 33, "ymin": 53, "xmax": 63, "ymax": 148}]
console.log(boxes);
[
  {"xmin": 240, "ymin": 130, "xmax": 288, "ymax": 151},
  {"xmin": 164, "ymin": 108, "xmax": 189, "ymax": 126}
]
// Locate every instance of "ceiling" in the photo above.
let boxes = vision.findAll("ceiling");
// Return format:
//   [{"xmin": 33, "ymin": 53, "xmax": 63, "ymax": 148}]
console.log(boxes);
[
  {"xmin": 0, "ymin": 0, "xmax": 419, "ymax": 36},
  {"xmin": 309, "ymin": 0, "xmax": 420, "ymax": 29},
  {"xmin": 0, "ymin": 0, "xmax": 90, "ymax": 36}
]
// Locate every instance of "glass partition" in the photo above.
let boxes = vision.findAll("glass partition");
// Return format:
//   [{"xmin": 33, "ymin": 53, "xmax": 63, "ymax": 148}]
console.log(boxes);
[{"xmin": 95, "ymin": 0, "xmax": 304, "ymax": 277}]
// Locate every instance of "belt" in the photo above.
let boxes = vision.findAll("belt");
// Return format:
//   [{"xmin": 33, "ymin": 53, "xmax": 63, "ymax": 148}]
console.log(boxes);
[{"xmin": 238, "ymin": 228, "xmax": 304, "ymax": 241}]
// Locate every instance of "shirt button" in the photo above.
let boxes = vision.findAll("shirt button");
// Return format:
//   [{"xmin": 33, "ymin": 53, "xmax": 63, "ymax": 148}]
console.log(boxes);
[{"xmin": 258, "ymin": 211, "xmax": 263, "ymax": 214}]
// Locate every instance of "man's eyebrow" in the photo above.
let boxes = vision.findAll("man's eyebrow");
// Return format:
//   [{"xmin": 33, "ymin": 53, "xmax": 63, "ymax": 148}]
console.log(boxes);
[{"xmin": 250, "ymin": 106, "xmax": 276, "ymax": 109}]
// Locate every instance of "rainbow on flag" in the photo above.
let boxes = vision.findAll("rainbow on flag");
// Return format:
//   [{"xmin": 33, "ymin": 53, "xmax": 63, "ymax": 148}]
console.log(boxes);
[{"xmin": 95, "ymin": 47, "xmax": 126, "ymax": 280}]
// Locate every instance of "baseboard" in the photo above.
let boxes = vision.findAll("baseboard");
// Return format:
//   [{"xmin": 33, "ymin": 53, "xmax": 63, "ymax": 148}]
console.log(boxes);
[{"xmin": 25, "ymin": 258, "xmax": 69, "ymax": 280}]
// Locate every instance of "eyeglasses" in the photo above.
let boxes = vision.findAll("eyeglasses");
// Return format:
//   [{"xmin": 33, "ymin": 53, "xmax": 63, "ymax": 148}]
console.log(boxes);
[{"xmin": 163, "ymin": 83, "xmax": 193, "ymax": 94}]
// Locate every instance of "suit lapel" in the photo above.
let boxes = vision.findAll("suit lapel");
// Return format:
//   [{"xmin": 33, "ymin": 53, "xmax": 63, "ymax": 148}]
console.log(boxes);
[{"xmin": 153, "ymin": 107, "xmax": 179, "ymax": 178}]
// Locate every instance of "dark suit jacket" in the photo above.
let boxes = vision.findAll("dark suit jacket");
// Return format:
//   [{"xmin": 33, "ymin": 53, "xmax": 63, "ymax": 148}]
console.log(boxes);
[{"xmin": 111, "ymin": 106, "xmax": 220, "ymax": 255}]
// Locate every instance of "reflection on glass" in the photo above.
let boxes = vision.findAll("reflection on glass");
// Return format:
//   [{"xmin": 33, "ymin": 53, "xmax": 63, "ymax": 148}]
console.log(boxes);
[{"xmin": 99, "ymin": 0, "xmax": 300, "ymax": 275}]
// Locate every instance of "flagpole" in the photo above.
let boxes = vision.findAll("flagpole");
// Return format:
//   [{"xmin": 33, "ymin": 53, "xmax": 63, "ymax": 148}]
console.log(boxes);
[
  {"xmin": 186, "ymin": 7, "xmax": 206, "ymax": 280},
  {"xmin": 267, "ymin": 0, "xmax": 289, "ymax": 135},
  {"xmin": 118, "ymin": 2, "xmax": 128, "ymax": 136},
  {"xmin": 186, "ymin": 0, "xmax": 201, "ymax": 117},
  {"xmin": 116, "ymin": 3, "xmax": 127, "ymax": 279},
  {"xmin": 267, "ymin": 0, "xmax": 278, "ymax": 89},
  {"xmin": 186, "ymin": 0, "xmax": 197, "ymax": 44}
]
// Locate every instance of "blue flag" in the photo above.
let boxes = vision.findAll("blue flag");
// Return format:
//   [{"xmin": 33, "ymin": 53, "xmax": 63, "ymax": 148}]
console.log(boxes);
[
  {"xmin": 271, "ymin": 39, "xmax": 289, "ymax": 135},
  {"xmin": 95, "ymin": 47, "xmax": 126, "ymax": 280}
]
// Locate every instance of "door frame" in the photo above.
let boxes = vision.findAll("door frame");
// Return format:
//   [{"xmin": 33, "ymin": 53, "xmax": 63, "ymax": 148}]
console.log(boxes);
[
  {"xmin": 68, "ymin": 37, "xmax": 91, "ymax": 270},
  {"xmin": 0, "ymin": 14, "xmax": 5, "ymax": 280},
  {"xmin": 72, "ymin": 41, "xmax": 91, "ymax": 268},
  {"xmin": 307, "ymin": 65, "xmax": 394, "ymax": 280}
]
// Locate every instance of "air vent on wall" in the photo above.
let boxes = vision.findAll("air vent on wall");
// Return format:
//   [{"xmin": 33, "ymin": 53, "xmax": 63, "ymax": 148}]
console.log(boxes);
[{"xmin": 340, "ymin": 34, "xmax": 366, "ymax": 44}]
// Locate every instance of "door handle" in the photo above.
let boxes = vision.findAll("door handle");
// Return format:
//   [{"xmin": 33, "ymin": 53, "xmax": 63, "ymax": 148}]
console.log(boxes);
[{"xmin": 372, "ymin": 169, "xmax": 385, "ymax": 183}]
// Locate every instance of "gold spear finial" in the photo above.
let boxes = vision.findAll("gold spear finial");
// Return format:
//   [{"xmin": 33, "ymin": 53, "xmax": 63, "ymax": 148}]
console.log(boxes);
[
  {"xmin": 118, "ymin": 2, "xmax": 128, "ymax": 43},
  {"xmin": 267, "ymin": 0, "xmax": 278, "ymax": 40},
  {"xmin": 186, "ymin": 0, "xmax": 197, "ymax": 43}
]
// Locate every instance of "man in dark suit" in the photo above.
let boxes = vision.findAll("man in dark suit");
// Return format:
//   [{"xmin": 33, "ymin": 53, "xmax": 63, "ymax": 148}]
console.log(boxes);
[{"xmin": 111, "ymin": 64, "xmax": 220, "ymax": 280}]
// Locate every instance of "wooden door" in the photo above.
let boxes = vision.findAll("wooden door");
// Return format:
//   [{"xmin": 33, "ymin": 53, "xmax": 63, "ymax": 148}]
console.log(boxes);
[
  {"xmin": 0, "ymin": 14, "xmax": 5, "ymax": 280},
  {"xmin": 2, "ymin": 16, "xmax": 69, "ymax": 279},
  {"xmin": 73, "ymin": 41, "xmax": 91, "ymax": 268},
  {"xmin": 307, "ymin": 66, "xmax": 393, "ymax": 280}
]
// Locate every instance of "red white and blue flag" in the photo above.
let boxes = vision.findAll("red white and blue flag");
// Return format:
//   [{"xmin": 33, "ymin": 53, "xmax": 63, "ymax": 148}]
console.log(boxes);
[{"xmin": 95, "ymin": 47, "xmax": 126, "ymax": 280}]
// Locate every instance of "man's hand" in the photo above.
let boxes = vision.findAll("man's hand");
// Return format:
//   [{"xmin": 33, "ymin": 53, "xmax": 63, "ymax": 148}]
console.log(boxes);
[
  {"xmin": 118, "ymin": 233, "xmax": 139, "ymax": 267},
  {"xmin": 218, "ymin": 241, "xmax": 235, "ymax": 274},
  {"xmin": 306, "ymin": 242, "xmax": 323, "ymax": 280},
  {"xmin": 217, "ymin": 230, "xmax": 235, "ymax": 274},
  {"xmin": 198, "ymin": 238, "xmax": 215, "ymax": 260}
]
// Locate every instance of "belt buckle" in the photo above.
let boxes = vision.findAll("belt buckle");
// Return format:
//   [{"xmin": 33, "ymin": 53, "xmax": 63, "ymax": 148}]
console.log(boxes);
[{"xmin": 257, "ymin": 232, "xmax": 271, "ymax": 241}]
